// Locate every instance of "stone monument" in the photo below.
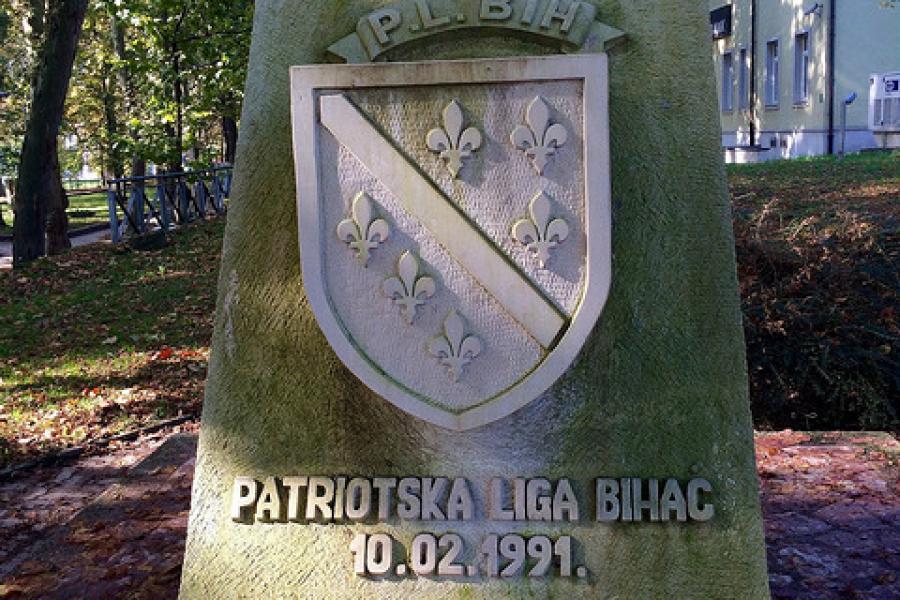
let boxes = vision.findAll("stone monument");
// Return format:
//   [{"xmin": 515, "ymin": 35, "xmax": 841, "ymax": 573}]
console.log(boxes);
[{"xmin": 181, "ymin": 1, "xmax": 770, "ymax": 597}]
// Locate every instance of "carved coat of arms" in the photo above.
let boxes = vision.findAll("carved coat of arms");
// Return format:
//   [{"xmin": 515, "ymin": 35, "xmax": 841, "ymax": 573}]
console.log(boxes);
[{"xmin": 290, "ymin": 55, "xmax": 611, "ymax": 431}]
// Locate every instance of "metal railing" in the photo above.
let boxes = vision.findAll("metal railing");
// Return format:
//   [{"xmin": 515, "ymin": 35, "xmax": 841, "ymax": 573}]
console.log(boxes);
[{"xmin": 107, "ymin": 166, "xmax": 232, "ymax": 243}]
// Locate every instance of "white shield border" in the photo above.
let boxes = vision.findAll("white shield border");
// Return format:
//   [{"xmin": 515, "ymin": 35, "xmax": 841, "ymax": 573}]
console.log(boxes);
[{"xmin": 290, "ymin": 54, "xmax": 611, "ymax": 431}]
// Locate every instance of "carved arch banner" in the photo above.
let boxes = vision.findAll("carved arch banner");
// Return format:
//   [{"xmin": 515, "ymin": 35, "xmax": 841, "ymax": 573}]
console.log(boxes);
[{"xmin": 327, "ymin": 0, "xmax": 625, "ymax": 63}]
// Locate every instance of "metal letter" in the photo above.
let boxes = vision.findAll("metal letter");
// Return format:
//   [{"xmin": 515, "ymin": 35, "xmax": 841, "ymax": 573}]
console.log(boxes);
[
  {"xmin": 488, "ymin": 478, "xmax": 515, "ymax": 520},
  {"xmin": 553, "ymin": 478, "xmax": 579, "ymax": 521},
  {"xmin": 333, "ymin": 476, "xmax": 347, "ymax": 520},
  {"xmin": 659, "ymin": 479, "xmax": 688, "ymax": 522},
  {"xmin": 526, "ymin": 479, "xmax": 553, "ymax": 521},
  {"xmin": 595, "ymin": 478, "xmax": 620, "ymax": 522},
  {"xmin": 306, "ymin": 477, "xmax": 335, "ymax": 521},
  {"xmin": 687, "ymin": 479, "xmax": 715, "ymax": 521},
  {"xmin": 415, "ymin": 0, "xmax": 450, "ymax": 29},
  {"xmin": 480, "ymin": 0, "xmax": 513, "ymax": 20},
  {"xmin": 521, "ymin": 0, "xmax": 539, "ymax": 24},
  {"xmin": 372, "ymin": 478, "xmax": 398, "ymax": 520},
  {"xmin": 398, "ymin": 477, "xmax": 422, "ymax": 520},
  {"xmin": 255, "ymin": 476, "xmax": 282, "ymax": 522},
  {"xmin": 421, "ymin": 477, "xmax": 448, "ymax": 520},
  {"xmin": 620, "ymin": 477, "xmax": 633, "ymax": 521},
  {"xmin": 282, "ymin": 476, "xmax": 308, "ymax": 521},
  {"xmin": 446, "ymin": 478, "xmax": 475, "ymax": 521},
  {"xmin": 367, "ymin": 8, "xmax": 402, "ymax": 44},
  {"xmin": 540, "ymin": 0, "xmax": 582, "ymax": 33},
  {"xmin": 631, "ymin": 478, "xmax": 660, "ymax": 522},
  {"xmin": 345, "ymin": 478, "xmax": 373, "ymax": 520},
  {"xmin": 514, "ymin": 478, "xmax": 527, "ymax": 521},
  {"xmin": 231, "ymin": 477, "xmax": 259, "ymax": 522}
]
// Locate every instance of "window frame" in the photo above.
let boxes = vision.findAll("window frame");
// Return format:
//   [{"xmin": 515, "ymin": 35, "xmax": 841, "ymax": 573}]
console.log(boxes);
[
  {"xmin": 722, "ymin": 50, "xmax": 735, "ymax": 112},
  {"xmin": 793, "ymin": 31, "xmax": 811, "ymax": 105},
  {"xmin": 765, "ymin": 39, "xmax": 780, "ymax": 108},
  {"xmin": 738, "ymin": 47, "xmax": 749, "ymax": 110}
]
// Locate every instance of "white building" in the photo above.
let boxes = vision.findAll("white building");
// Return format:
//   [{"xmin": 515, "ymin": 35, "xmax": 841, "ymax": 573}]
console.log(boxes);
[{"xmin": 709, "ymin": 0, "xmax": 900, "ymax": 162}]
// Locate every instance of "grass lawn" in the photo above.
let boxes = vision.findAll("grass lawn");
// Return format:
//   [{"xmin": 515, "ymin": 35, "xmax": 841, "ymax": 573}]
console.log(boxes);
[
  {"xmin": 0, "ymin": 219, "xmax": 223, "ymax": 467},
  {"xmin": 0, "ymin": 192, "xmax": 111, "ymax": 237},
  {"xmin": 0, "ymin": 153, "xmax": 897, "ymax": 469}
]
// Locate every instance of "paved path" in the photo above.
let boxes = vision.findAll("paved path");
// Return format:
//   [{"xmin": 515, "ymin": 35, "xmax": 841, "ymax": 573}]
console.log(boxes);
[
  {"xmin": 757, "ymin": 431, "xmax": 900, "ymax": 599},
  {"xmin": 0, "ymin": 423, "xmax": 198, "ymax": 598},
  {"xmin": 0, "ymin": 228, "xmax": 109, "ymax": 270},
  {"xmin": 0, "ymin": 429, "xmax": 897, "ymax": 598}
]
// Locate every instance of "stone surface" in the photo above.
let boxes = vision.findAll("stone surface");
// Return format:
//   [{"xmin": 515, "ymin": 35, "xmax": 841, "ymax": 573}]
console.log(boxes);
[{"xmin": 180, "ymin": 1, "xmax": 769, "ymax": 597}]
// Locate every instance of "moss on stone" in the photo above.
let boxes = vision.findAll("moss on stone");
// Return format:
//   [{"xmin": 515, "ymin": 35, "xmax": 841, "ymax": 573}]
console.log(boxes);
[{"xmin": 180, "ymin": 1, "xmax": 769, "ymax": 597}]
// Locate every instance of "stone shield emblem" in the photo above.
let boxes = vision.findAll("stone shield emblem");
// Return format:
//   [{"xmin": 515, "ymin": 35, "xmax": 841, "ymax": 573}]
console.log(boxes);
[{"xmin": 290, "ymin": 55, "xmax": 611, "ymax": 431}]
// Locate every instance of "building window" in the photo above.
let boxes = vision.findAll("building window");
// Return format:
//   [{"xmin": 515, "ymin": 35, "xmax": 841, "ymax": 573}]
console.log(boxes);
[
  {"xmin": 794, "ymin": 32, "xmax": 810, "ymax": 104},
  {"xmin": 722, "ymin": 51, "xmax": 734, "ymax": 112},
  {"xmin": 739, "ymin": 48, "xmax": 749, "ymax": 109},
  {"xmin": 766, "ymin": 40, "xmax": 780, "ymax": 107}
]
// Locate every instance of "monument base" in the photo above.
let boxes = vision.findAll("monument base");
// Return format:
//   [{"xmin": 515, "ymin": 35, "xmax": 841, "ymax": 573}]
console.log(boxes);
[{"xmin": 181, "ymin": 1, "xmax": 769, "ymax": 597}]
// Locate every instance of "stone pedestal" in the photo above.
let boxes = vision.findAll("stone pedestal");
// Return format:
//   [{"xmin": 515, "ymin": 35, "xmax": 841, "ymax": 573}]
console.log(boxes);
[{"xmin": 180, "ymin": 1, "xmax": 769, "ymax": 597}]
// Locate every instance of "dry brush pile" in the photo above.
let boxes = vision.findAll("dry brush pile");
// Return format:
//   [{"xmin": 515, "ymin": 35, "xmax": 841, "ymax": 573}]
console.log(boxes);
[{"xmin": 731, "ymin": 153, "xmax": 898, "ymax": 431}]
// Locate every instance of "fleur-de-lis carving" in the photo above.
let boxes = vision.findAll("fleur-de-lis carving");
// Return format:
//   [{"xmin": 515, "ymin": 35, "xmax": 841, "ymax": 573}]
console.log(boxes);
[
  {"xmin": 426, "ymin": 100, "xmax": 482, "ymax": 179},
  {"xmin": 336, "ymin": 192, "xmax": 390, "ymax": 267},
  {"xmin": 511, "ymin": 96, "xmax": 568, "ymax": 175},
  {"xmin": 428, "ymin": 310, "xmax": 482, "ymax": 382},
  {"xmin": 512, "ymin": 192, "xmax": 570, "ymax": 269},
  {"xmin": 382, "ymin": 251, "xmax": 436, "ymax": 324}
]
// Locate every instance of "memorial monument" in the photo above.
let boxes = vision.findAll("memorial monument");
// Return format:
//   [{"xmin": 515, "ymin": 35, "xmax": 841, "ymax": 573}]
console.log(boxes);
[{"xmin": 181, "ymin": 1, "xmax": 770, "ymax": 597}]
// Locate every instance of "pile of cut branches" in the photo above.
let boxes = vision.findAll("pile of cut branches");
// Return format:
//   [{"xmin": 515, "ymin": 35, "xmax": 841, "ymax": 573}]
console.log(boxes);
[{"xmin": 731, "ymin": 153, "xmax": 898, "ymax": 430}]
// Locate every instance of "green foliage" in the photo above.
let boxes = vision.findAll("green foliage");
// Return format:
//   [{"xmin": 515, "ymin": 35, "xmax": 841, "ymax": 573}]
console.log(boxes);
[
  {"xmin": 97, "ymin": 0, "xmax": 253, "ymax": 171},
  {"xmin": 0, "ymin": 0, "xmax": 252, "ymax": 179},
  {"xmin": 0, "ymin": 0, "xmax": 36, "ymax": 177}
]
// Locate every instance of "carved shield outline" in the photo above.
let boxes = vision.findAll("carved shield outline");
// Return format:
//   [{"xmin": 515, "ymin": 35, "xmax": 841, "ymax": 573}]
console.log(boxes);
[{"xmin": 290, "ymin": 55, "xmax": 611, "ymax": 431}]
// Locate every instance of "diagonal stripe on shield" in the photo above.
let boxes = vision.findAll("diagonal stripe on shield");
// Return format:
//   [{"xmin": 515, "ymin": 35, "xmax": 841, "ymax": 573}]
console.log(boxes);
[{"xmin": 291, "ymin": 55, "xmax": 611, "ymax": 431}]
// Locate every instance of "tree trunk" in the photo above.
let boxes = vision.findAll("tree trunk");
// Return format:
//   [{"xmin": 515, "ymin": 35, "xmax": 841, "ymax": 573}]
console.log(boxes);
[
  {"xmin": 163, "ymin": 6, "xmax": 187, "ymax": 174},
  {"xmin": 0, "ymin": 179, "xmax": 7, "ymax": 227},
  {"xmin": 13, "ymin": 0, "xmax": 88, "ymax": 264},
  {"xmin": 110, "ymin": 13, "xmax": 144, "ymax": 186},
  {"xmin": 131, "ymin": 157, "xmax": 146, "ymax": 180},
  {"xmin": 45, "ymin": 156, "xmax": 69, "ymax": 253},
  {"xmin": 221, "ymin": 115, "xmax": 238, "ymax": 164},
  {"xmin": 171, "ymin": 54, "xmax": 184, "ymax": 173},
  {"xmin": 27, "ymin": 0, "xmax": 46, "ymax": 76},
  {"xmin": 102, "ymin": 66, "xmax": 122, "ymax": 179}
]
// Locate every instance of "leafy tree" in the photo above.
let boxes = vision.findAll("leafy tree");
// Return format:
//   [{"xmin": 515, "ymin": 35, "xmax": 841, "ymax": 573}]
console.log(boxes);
[
  {"xmin": 13, "ymin": 0, "xmax": 89, "ymax": 264},
  {"xmin": 0, "ymin": 1, "xmax": 38, "ymax": 178},
  {"xmin": 100, "ymin": 0, "xmax": 251, "ymax": 173},
  {"xmin": 2, "ymin": 0, "xmax": 251, "ymax": 263}
]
